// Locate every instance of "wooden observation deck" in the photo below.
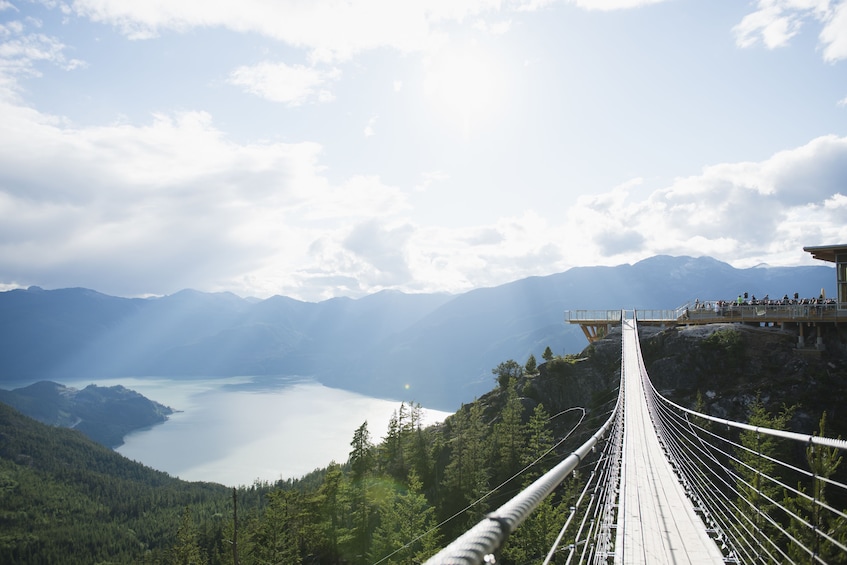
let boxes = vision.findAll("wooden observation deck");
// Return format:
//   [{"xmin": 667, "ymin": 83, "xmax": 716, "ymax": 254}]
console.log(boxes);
[
  {"xmin": 565, "ymin": 302, "xmax": 844, "ymax": 344},
  {"xmin": 566, "ymin": 243, "xmax": 847, "ymax": 346}
]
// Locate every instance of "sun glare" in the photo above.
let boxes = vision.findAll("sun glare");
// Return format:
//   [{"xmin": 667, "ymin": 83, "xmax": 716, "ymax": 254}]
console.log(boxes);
[{"xmin": 423, "ymin": 42, "xmax": 506, "ymax": 136}]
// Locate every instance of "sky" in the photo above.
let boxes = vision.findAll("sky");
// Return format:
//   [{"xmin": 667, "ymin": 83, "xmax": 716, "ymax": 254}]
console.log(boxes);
[{"xmin": 1, "ymin": 0, "xmax": 846, "ymax": 301}]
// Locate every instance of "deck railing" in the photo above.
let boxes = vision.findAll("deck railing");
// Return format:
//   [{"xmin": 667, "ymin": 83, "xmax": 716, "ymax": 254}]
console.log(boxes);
[
  {"xmin": 634, "ymin": 308, "xmax": 680, "ymax": 322},
  {"xmin": 566, "ymin": 301, "xmax": 844, "ymax": 326},
  {"xmin": 563, "ymin": 310, "xmax": 622, "ymax": 323},
  {"xmin": 678, "ymin": 299, "xmax": 842, "ymax": 323}
]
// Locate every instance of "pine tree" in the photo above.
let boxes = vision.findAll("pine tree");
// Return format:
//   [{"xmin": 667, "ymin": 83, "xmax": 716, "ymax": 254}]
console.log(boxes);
[
  {"xmin": 442, "ymin": 401, "xmax": 490, "ymax": 530},
  {"xmin": 370, "ymin": 469, "xmax": 441, "ymax": 564},
  {"xmin": 303, "ymin": 462, "xmax": 344, "ymax": 562},
  {"xmin": 785, "ymin": 412, "xmax": 847, "ymax": 562},
  {"xmin": 521, "ymin": 402, "xmax": 554, "ymax": 486},
  {"xmin": 171, "ymin": 507, "xmax": 205, "ymax": 565},
  {"xmin": 248, "ymin": 489, "xmax": 302, "ymax": 564},
  {"xmin": 542, "ymin": 346, "xmax": 554, "ymax": 362},
  {"xmin": 494, "ymin": 377, "xmax": 524, "ymax": 484},
  {"xmin": 350, "ymin": 421, "xmax": 374, "ymax": 483},
  {"xmin": 525, "ymin": 353, "xmax": 538, "ymax": 375},
  {"xmin": 734, "ymin": 396, "xmax": 794, "ymax": 557},
  {"xmin": 380, "ymin": 408, "xmax": 404, "ymax": 480},
  {"xmin": 501, "ymin": 496, "xmax": 567, "ymax": 563},
  {"xmin": 348, "ymin": 421, "xmax": 374, "ymax": 564},
  {"xmin": 492, "ymin": 359, "xmax": 523, "ymax": 389}
]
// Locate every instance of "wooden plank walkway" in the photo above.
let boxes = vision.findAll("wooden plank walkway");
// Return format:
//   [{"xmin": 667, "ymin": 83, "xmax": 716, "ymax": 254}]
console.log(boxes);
[{"xmin": 614, "ymin": 317, "xmax": 725, "ymax": 564}]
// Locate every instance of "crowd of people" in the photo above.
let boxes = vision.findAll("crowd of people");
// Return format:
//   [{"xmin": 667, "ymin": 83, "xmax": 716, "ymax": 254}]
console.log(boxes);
[{"xmin": 687, "ymin": 292, "xmax": 836, "ymax": 317}]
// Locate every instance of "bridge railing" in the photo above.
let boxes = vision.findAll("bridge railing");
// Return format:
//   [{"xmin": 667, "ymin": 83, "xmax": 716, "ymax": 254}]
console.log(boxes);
[
  {"xmin": 423, "ymin": 375, "xmax": 623, "ymax": 564},
  {"xmin": 633, "ymin": 317, "xmax": 847, "ymax": 564}
]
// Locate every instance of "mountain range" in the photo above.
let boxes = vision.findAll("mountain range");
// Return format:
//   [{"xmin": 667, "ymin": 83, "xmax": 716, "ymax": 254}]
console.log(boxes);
[{"xmin": 0, "ymin": 255, "xmax": 835, "ymax": 409}]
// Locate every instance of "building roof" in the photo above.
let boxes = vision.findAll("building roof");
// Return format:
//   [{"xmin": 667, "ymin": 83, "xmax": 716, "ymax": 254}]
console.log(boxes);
[{"xmin": 803, "ymin": 244, "xmax": 847, "ymax": 264}]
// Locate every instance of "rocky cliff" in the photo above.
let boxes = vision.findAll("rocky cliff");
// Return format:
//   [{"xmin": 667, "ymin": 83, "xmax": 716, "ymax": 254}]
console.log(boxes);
[{"xmin": 477, "ymin": 321, "xmax": 847, "ymax": 442}]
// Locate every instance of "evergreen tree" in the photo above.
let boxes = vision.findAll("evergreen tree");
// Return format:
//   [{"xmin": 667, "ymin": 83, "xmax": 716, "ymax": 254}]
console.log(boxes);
[
  {"xmin": 542, "ymin": 346, "xmax": 554, "ymax": 362},
  {"xmin": 734, "ymin": 396, "xmax": 794, "ymax": 556},
  {"xmin": 248, "ymin": 489, "xmax": 302, "ymax": 565},
  {"xmin": 369, "ymin": 469, "xmax": 441, "ymax": 564},
  {"xmin": 785, "ymin": 412, "xmax": 847, "ymax": 562},
  {"xmin": 404, "ymin": 404, "xmax": 435, "ymax": 491},
  {"xmin": 379, "ymin": 408, "xmax": 404, "ymax": 480},
  {"xmin": 494, "ymin": 377, "xmax": 524, "ymax": 484},
  {"xmin": 521, "ymin": 403, "xmax": 554, "ymax": 486},
  {"xmin": 379, "ymin": 402, "xmax": 428, "ymax": 484},
  {"xmin": 348, "ymin": 421, "xmax": 375, "ymax": 564},
  {"xmin": 350, "ymin": 421, "xmax": 374, "ymax": 483},
  {"xmin": 492, "ymin": 360, "xmax": 523, "ymax": 389},
  {"xmin": 525, "ymin": 353, "xmax": 538, "ymax": 375},
  {"xmin": 303, "ymin": 463, "xmax": 344, "ymax": 562},
  {"xmin": 501, "ymin": 496, "xmax": 567, "ymax": 563},
  {"xmin": 442, "ymin": 402, "xmax": 490, "ymax": 531},
  {"xmin": 171, "ymin": 507, "xmax": 205, "ymax": 565}
]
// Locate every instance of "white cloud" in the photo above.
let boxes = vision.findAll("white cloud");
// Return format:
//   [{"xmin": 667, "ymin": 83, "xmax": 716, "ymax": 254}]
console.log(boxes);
[
  {"xmin": 364, "ymin": 115, "xmax": 377, "ymax": 137},
  {"xmin": 414, "ymin": 170, "xmax": 449, "ymax": 192},
  {"xmin": 228, "ymin": 61, "xmax": 340, "ymax": 105},
  {"xmin": 0, "ymin": 94, "xmax": 413, "ymax": 298},
  {"xmin": 733, "ymin": 4, "xmax": 803, "ymax": 49},
  {"xmin": 0, "ymin": 17, "xmax": 85, "ymax": 95},
  {"xmin": 567, "ymin": 0, "xmax": 669, "ymax": 10},
  {"xmin": 734, "ymin": 0, "xmax": 847, "ymax": 62},
  {"xmin": 293, "ymin": 174, "xmax": 409, "ymax": 221},
  {"xmin": 2, "ymin": 82, "xmax": 846, "ymax": 300},
  {"xmin": 472, "ymin": 18, "xmax": 512, "ymax": 34},
  {"xmin": 61, "ymin": 0, "xmax": 680, "ymax": 64},
  {"xmin": 67, "ymin": 0, "xmax": 479, "ymax": 61},
  {"xmin": 565, "ymin": 134, "xmax": 847, "ymax": 268},
  {"xmin": 3, "ymin": 1, "xmax": 846, "ymax": 301},
  {"xmin": 821, "ymin": 0, "xmax": 847, "ymax": 61},
  {"xmin": 342, "ymin": 220, "xmax": 415, "ymax": 286}
]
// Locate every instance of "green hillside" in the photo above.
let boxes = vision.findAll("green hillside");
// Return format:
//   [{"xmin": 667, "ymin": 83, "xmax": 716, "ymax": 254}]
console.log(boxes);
[
  {"xmin": 0, "ymin": 381, "xmax": 174, "ymax": 448},
  {"xmin": 0, "ymin": 402, "xmax": 234, "ymax": 564}
]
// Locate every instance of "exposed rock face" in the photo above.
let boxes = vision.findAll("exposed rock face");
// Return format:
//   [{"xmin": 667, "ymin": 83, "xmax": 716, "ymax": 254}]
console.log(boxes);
[
  {"xmin": 640, "ymin": 323, "xmax": 847, "ymax": 437},
  {"xmin": 481, "ymin": 321, "xmax": 847, "ymax": 441}
]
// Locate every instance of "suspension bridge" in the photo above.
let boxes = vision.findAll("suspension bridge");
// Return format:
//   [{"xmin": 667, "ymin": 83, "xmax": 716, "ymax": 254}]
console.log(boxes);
[{"xmin": 424, "ymin": 311, "xmax": 847, "ymax": 564}]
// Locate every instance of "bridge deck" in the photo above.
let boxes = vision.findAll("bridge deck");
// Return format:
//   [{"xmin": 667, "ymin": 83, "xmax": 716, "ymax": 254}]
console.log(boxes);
[{"xmin": 615, "ymin": 317, "xmax": 724, "ymax": 564}]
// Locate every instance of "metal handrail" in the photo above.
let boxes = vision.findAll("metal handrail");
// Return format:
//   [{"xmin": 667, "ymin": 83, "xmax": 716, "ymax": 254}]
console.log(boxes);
[
  {"xmin": 564, "ymin": 310, "xmax": 623, "ymax": 322},
  {"xmin": 423, "ymin": 382, "xmax": 622, "ymax": 564}
]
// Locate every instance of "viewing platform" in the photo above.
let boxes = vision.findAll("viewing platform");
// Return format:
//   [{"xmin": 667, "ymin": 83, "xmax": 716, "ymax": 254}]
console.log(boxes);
[
  {"xmin": 565, "ymin": 300, "xmax": 845, "ymax": 344},
  {"xmin": 567, "ymin": 243, "xmax": 847, "ymax": 345}
]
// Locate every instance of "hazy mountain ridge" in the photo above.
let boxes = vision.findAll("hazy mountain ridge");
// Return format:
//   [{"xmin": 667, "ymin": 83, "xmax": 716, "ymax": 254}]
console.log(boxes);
[
  {"xmin": 0, "ymin": 256, "xmax": 835, "ymax": 409},
  {"xmin": 0, "ymin": 381, "xmax": 174, "ymax": 448}
]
